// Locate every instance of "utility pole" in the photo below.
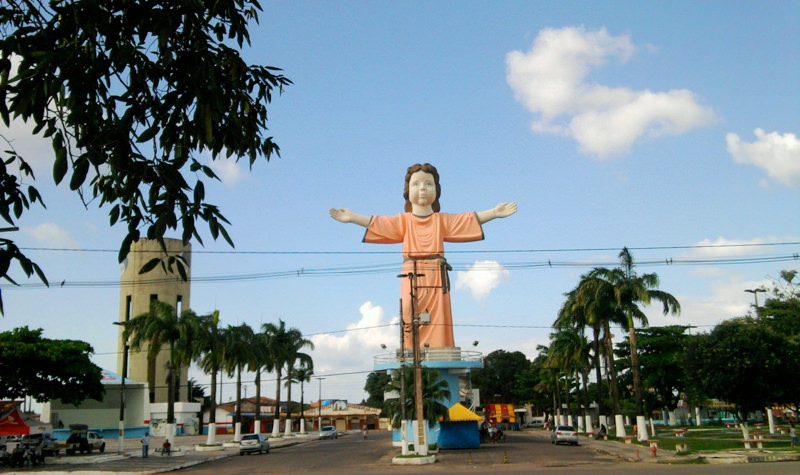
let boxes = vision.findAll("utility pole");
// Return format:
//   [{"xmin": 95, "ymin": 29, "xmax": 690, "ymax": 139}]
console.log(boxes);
[
  {"xmin": 398, "ymin": 299, "xmax": 409, "ymax": 455},
  {"xmin": 399, "ymin": 260, "xmax": 427, "ymax": 456},
  {"xmin": 112, "ymin": 320, "xmax": 130, "ymax": 455},
  {"xmin": 316, "ymin": 377, "xmax": 325, "ymax": 431}
]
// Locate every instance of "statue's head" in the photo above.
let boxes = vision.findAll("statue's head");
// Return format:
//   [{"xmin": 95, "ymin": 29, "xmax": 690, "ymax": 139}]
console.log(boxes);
[{"xmin": 404, "ymin": 163, "xmax": 441, "ymax": 212}]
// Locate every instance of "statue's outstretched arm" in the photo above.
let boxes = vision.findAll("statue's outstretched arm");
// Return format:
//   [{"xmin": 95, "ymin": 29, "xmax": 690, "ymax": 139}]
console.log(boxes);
[
  {"xmin": 476, "ymin": 202, "xmax": 517, "ymax": 224},
  {"xmin": 329, "ymin": 208, "xmax": 371, "ymax": 227}
]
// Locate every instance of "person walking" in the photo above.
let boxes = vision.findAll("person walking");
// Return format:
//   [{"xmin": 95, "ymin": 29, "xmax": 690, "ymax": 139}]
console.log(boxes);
[
  {"xmin": 140, "ymin": 432, "xmax": 150, "ymax": 458},
  {"xmin": 790, "ymin": 423, "xmax": 797, "ymax": 448}
]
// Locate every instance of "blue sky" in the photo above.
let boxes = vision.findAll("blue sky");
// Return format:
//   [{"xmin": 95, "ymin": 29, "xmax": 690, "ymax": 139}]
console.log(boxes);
[{"xmin": 2, "ymin": 0, "xmax": 799, "ymax": 407}]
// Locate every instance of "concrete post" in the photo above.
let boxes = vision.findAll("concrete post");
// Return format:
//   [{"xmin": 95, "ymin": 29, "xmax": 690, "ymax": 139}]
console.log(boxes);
[
  {"xmin": 695, "ymin": 407, "xmax": 702, "ymax": 426},
  {"xmin": 767, "ymin": 409, "xmax": 775, "ymax": 434},
  {"xmin": 636, "ymin": 415, "xmax": 648, "ymax": 441},
  {"xmin": 615, "ymin": 414, "xmax": 626, "ymax": 438}
]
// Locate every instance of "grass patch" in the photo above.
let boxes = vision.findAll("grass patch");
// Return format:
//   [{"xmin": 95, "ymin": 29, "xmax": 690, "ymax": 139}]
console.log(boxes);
[{"xmin": 622, "ymin": 427, "xmax": 800, "ymax": 453}]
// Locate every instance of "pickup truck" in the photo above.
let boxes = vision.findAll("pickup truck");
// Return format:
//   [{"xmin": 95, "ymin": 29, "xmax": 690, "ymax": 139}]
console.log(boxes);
[{"xmin": 63, "ymin": 425, "xmax": 106, "ymax": 454}]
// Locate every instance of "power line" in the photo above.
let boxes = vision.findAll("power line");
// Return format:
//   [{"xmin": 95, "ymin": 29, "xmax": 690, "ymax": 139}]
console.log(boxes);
[
  {"xmin": 17, "ymin": 240, "xmax": 800, "ymax": 255},
  {"xmin": 7, "ymin": 252, "xmax": 798, "ymax": 290}
]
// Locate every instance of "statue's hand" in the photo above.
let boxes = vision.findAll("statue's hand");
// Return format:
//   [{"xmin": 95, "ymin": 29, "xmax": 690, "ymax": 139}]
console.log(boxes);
[
  {"xmin": 329, "ymin": 208, "xmax": 353, "ymax": 223},
  {"xmin": 494, "ymin": 202, "xmax": 517, "ymax": 219}
]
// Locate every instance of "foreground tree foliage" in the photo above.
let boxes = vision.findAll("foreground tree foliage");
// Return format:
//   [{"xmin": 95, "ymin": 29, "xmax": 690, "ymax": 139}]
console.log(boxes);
[
  {"xmin": 683, "ymin": 317, "xmax": 787, "ymax": 420},
  {"xmin": 363, "ymin": 371, "xmax": 391, "ymax": 412},
  {"xmin": 614, "ymin": 326, "xmax": 691, "ymax": 418},
  {"xmin": 384, "ymin": 366, "xmax": 450, "ymax": 428},
  {"xmin": 0, "ymin": 0, "xmax": 291, "ymax": 305},
  {"xmin": 471, "ymin": 349, "xmax": 530, "ymax": 402},
  {"xmin": 0, "ymin": 326, "xmax": 104, "ymax": 404}
]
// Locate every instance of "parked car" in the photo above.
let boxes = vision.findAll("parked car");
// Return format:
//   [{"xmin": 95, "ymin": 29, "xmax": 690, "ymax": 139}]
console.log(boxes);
[
  {"xmin": 551, "ymin": 425, "xmax": 579, "ymax": 445},
  {"xmin": 319, "ymin": 426, "xmax": 338, "ymax": 439},
  {"xmin": 63, "ymin": 425, "xmax": 105, "ymax": 454},
  {"xmin": 239, "ymin": 433, "xmax": 270, "ymax": 455},
  {"xmin": 524, "ymin": 419, "xmax": 545, "ymax": 428},
  {"xmin": 19, "ymin": 433, "xmax": 60, "ymax": 456}
]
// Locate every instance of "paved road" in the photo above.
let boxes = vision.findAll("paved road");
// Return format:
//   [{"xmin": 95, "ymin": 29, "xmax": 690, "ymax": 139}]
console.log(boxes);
[
  {"xmin": 181, "ymin": 429, "xmax": 619, "ymax": 474},
  {"xmin": 11, "ymin": 428, "xmax": 800, "ymax": 474}
]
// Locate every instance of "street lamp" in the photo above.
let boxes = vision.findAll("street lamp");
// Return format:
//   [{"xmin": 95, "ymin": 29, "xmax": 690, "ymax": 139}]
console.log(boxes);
[
  {"xmin": 112, "ymin": 321, "xmax": 130, "ymax": 454},
  {"xmin": 316, "ymin": 377, "xmax": 325, "ymax": 431},
  {"xmin": 744, "ymin": 288, "xmax": 766, "ymax": 312}
]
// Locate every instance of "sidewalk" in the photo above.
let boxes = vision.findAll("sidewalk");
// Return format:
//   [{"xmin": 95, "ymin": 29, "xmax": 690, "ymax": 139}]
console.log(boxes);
[
  {"xmin": 527, "ymin": 429, "xmax": 800, "ymax": 465},
  {"xmin": 12, "ymin": 432, "xmax": 318, "ymax": 475}
]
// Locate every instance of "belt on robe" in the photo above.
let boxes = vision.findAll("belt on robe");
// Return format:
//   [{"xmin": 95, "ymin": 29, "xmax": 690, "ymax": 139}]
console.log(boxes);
[{"xmin": 403, "ymin": 255, "xmax": 452, "ymax": 294}]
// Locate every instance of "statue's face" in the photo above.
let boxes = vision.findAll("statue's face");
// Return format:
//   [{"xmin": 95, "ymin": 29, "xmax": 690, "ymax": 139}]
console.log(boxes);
[{"xmin": 408, "ymin": 170, "xmax": 436, "ymax": 207}]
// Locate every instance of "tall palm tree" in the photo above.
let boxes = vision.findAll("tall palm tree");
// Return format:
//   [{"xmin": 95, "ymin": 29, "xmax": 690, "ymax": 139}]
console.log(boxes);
[
  {"xmin": 576, "ymin": 275, "xmax": 628, "ymax": 414},
  {"xmin": 283, "ymin": 328, "xmax": 314, "ymax": 434},
  {"xmin": 556, "ymin": 285, "xmax": 600, "ymax": 411},
  {"xmin": 223, "ymin": 323, "xmax": 255, "ymax": 439},
  {"xmin": 251, "ymin": 328, "xmax": 273, "ymax": 434},
  {"xmin": 193, "ymin": 310, "xmax": 225, "ymax": 445},
  {"xmin": 589, "ymin": 248, "xmax": 681, "ymax": 419},
  {"xmin": 384, "ymin": 366, "xmax": 451, "ymax": 429},
  {"xmin": 263, "ymin": 319, "xmax": 290, "ymax": 437},
  {"xmin": 123, "ymin": 300, "xmax": 199, "ymax": 432},
  {"xmin": 547, "ymin": 329, "xmax": 592, "ymax": 424},
  {"xmin": 291, "ymin": 365, "xmax": 314, "ymax": 432}
]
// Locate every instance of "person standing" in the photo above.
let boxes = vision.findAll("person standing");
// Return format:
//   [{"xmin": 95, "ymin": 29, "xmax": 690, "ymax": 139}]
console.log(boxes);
[
  {"xmin": 790, "ymin": 423, "xmax": 797, "ymax": 448},
  {"xmin": 140, "ymin": 432, "xmax": 150, "ymax": 458}
]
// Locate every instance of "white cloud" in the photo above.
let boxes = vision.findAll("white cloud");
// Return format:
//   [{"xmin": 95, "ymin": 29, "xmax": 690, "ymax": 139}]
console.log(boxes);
[
  {"xmin": 506, "ymin": 26, "xmax": 717, "ymax": 157},
  {"xmin": 726, "ymin": 129, "xmax": 800, "ymax": 189},
  {"xmin": 683, "ymin": 236, "xmax": 799, "ymax": 259},
  {"xmin": 210, "ymin": 158, "xmax": 247, "ymax": 187},
  {"xmin": 645, "ymin": 276, "xmax": 769, "ymax": 332},
  {"xmin": 24, "ymin": 223, "xmax": 80, "ymax": 249},
  {"xmin": 307, "ymin": 302, "xmax": 398, "ymax": 401},
  {"xmin": 455, "ymin": 260, "xmax": 510, "ymax": 300}
]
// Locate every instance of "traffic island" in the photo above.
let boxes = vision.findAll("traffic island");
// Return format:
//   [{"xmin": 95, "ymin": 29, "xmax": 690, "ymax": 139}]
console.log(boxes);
[
  {"xmin": 194, "ymin": 443, "xmax": 225, "ymax": 452},
  {"xmin": 392, "ymin": 454, "xmax": 437, "ymax": 465}
]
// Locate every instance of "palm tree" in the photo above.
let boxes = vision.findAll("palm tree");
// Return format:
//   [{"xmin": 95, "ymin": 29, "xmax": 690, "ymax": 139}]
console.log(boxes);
[
  {"xmin": 123, "ymin": 300, "xmax": 199, "ymax": 434},
  {"xmin": 547, "ymin": 329, "xmax": 592, "ymax": 426},
  {"xmin": 283, "ymin": 329, "xmax": 314, "ymax": 434},
  {"xmin": 263, "ymin": 319, "xmax": 290, "ymax": 437},
  {"xmin": 193, "ymin": 310, "xmax": 225, "ymax": 445},
  {"xmin": 556, "ymin": 285, "xmax": 600, "ymax": 411},
  {"xmin": 589, "ymin": 248, "xmax": 681, "ymax": 421},
  {"xmin": 384, "ymin": 366, "xmax": 451, "ymax": 429},
  {"xmin": 570, "ymin": 274, "xmax": 628, "ymax": 414},
  {"xmin": 223, "ymin": 323, "xmax": 255, "ymax": 440},
  {"xmin": 287, "ymin": 364, "xmax": 314, "ymax": 433},
  {"xmin": 251, "ymin": 328, "xmax": 273, "ymax": 434}
]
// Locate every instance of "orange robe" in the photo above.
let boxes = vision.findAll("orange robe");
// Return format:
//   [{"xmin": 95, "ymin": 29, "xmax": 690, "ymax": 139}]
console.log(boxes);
[{"xmin": 363, "ymin": 212, "xmax": 484, "ymax": 348}]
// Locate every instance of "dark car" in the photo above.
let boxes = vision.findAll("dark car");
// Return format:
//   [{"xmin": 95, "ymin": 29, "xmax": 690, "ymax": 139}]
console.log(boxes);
[{"xmin": 239, "ymin": 434, "xmax": 270, "ymax": 455}]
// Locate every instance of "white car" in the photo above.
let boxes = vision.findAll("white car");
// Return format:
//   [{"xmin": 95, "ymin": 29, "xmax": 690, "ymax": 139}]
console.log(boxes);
[
  {"xmin": 239, "ymin": 434, "xmax": 270, "ymax": 455},
  {"xmin": 550, "ymin": 425, "xmax": 579, "ymax": 445},
  {"xmin": 319, "ymin": 426, "xmax": 338, "ymax": 439}
]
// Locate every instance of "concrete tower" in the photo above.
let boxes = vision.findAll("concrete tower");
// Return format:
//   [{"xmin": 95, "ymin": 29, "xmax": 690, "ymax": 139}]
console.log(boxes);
[{"xmin": 117, "ymin": 238, "xmax": 191, "ymax": 404}]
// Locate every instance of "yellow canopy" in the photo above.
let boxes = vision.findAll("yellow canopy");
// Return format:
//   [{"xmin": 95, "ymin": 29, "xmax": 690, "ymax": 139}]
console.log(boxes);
[{"xmin": 447, "ymin": 403, "xmax": 483, "ymax": 422}]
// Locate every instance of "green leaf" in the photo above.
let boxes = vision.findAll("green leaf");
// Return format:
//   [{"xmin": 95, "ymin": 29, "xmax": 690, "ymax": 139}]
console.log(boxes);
[
  {"xmin": 139, "ymin": 257, "xmax": 161, "ymax": 275},
  {"xmin": 53, "ymin": 141, "xmax": 67, "ymax": 185},
  {"xmin": 70, "ymin": 156, "xmax": 90, "ymax": 190}
]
